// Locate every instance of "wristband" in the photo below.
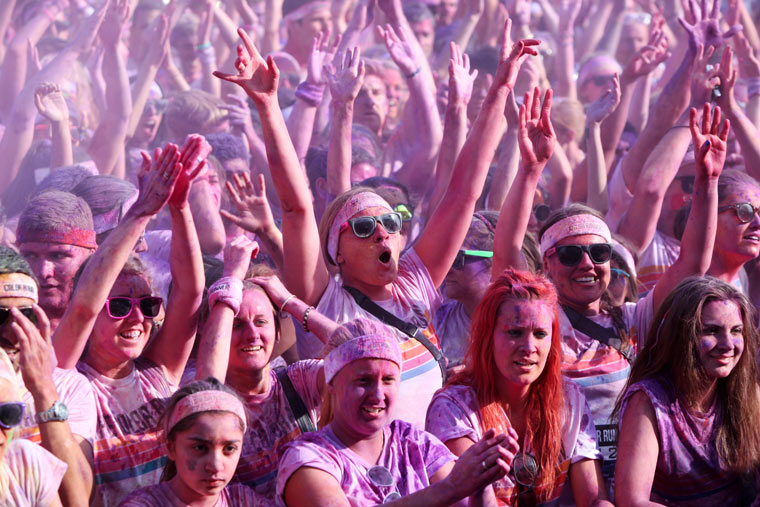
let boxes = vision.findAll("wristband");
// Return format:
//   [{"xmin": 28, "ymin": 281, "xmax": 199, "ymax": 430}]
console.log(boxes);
[
  {"xmin": 747, "ymin": 77, "xmax": 760, "ymax": 98},
  {"xmin": 279, "ymin": 294, "xmax": 297, "ymax": 318},
  {"xmin": 302, "ymin": 306, "xmax": 315, "ymax": 332},
  {"xmin": 197, "ymin": 42, "xmax": 212, "ymax": 51},
  {"xmin": 208, "ymin": 277, "xmax": 244, "ymax": 316},
  {"xmin": 405, "ymin": 66, "xmax": 422, "ymax": 79},
  {"xmin": 295, "ymin": 80, "xmax": 326, "ymax": 107}
]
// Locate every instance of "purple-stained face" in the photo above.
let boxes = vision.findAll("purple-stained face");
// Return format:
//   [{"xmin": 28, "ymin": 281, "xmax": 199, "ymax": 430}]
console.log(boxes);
[
  {"xmin": 229, "ymin": 289, "xmax": 278, "ymax": 375},
  {"xmin": 697, "ymin": 299, "xmax": 744, "ymax": 380},
  {"xmin": 715, "ymin": 184, "xmax": 760, "ymax": 264},
  {"xmin": 543, "ymin": 234, "xmax": 610, "ymax": 311}
]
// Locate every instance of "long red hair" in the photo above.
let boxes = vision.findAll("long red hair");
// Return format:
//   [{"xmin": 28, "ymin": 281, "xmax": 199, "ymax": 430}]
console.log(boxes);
[{"xmin": 450, "ymin": 268, "xmax": 565, "ymax": 498}]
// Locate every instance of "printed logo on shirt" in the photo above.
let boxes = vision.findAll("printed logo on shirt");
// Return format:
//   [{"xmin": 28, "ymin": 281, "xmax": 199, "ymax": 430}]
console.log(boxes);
[
  {"xmin": 596, "ymin": 423, "xmax": 618, "ymax": 478},
  {"xmin": 99, "ymin": 398, "xmax": 167, "ymax": 436}
]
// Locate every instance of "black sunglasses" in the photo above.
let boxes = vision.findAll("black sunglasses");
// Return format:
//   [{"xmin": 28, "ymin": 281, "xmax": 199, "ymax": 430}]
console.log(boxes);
[
  {"xmin": 545, "ymin": 243, "xmax": 612, "ymax": 267},
  {"xmin": 340, "ymin": 213, "xmax": 403, "ymax": 238},
  {"xmin": 0, "ymin": 402, "xmax": 25, "ymax": 429},
  {"xmin": 452, "ymin": 249, "xmax": 493, "ymax": 270},
  {"xmin": 0, "ymin": 307, "xmax": 36, "ymax": 327},
  {"xmin": 719, "ymin": 202, "xmax": 760, "ymax": 224},
  {"xmin": 105, "ymin": 296, "xmax": 163, "ymax": 320},
  {"xmin": 674, "ymin": 175, "xmax": 695, "ymax": 194}
]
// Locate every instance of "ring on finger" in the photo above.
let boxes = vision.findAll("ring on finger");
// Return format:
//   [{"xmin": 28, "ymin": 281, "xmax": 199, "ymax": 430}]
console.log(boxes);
[
  {"xmin": 162, "ymin": 172, "xmax": 171, "ymax": 180},
  {"xmin": 481, "ymin": 460, "xmax": 487, "ymax": 471}
]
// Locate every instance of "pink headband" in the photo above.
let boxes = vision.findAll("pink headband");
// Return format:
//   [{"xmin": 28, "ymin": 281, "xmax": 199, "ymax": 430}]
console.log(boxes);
[
  {"xmin": 0, "ymin": 273, "xmax": 38, "ymax": 302},
  {"xmin": 166, "ymin": 391, "xmax": 247, "ymax": 436},
  {"xmin": 540, "ymin": 214, "xmax": 611, "ymax": 255},
  {"xmin": 324, "ymin": 335, "xmax": 402, "ymax": 384},
  {"xmin": 17, "ymin": 228, "xmax": 97, "ymax": 249},
  {"xmin": 327, "ymin": 192, "xmax": 393, "ymax": 262}
]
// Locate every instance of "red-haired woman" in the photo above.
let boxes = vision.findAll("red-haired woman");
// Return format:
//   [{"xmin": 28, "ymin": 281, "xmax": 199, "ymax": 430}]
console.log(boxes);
[{"xmin": 426, "ymin": 269, "xmax": 612, "ymax": 505}]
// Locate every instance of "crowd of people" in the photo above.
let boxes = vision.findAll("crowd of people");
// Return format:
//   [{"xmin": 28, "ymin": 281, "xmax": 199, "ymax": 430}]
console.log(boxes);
[{"xmin": 1, "ymin": 0, "xmax": 760, "ymax": 504}]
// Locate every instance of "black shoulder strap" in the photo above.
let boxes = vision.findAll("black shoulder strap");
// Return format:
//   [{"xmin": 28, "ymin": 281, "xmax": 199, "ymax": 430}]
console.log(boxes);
[
  {"xmin": 343, "ymin": 285, "xmax": 447, "ymax": 379},
  {"xmin": 274, "ymin": 367, "xmax": 317, "ymax": 434},
  {"xmin": 561, "ymin": 304, "xmax": 632, "ymax": 362}
]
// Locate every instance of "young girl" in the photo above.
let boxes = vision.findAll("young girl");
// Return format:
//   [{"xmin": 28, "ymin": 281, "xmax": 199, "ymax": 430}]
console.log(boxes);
[
  {"xmin": 427, "ymin": 269, "xmax": 611, "ymax": 505},
  {"xmin": 615, "ymin": 276, "xmax": 760, "ymax": 505},
  {"xmin": 119, "ymin": 378, "xmax": 266, "ymax": 506}
]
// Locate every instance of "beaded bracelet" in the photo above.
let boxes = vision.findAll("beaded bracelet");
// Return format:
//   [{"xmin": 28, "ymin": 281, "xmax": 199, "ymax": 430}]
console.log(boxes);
[{"xmin": 302, "ymin": 306, "xmax": 315, "ymax": 332}]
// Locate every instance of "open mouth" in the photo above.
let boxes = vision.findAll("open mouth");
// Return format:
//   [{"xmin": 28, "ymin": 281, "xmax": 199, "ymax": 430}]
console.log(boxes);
[
  {"xmin": 362, "ymin": 406, "xmax": 384, "ymax": 415},
  {"xmin": 573, "ymin": 276, "xmax": 597, "ymax": 285},
  {"xmin": 378, "ymin": 251, "xmax": 391, "ymax": 264}
]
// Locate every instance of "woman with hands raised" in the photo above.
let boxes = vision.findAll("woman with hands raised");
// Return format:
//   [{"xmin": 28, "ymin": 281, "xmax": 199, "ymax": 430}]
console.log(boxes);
[
  {"xmin": 214, "ymin": 23, "xmax": 540, "ymax": 427},
  {"xmin": 51, "ymin": 141, "xmax": 206, "ymax": 506}
]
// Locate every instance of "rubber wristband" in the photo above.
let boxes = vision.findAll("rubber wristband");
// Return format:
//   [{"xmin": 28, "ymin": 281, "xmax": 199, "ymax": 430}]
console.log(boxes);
[
  {"xmin": 197, "ymin": 42, "xmax": 212, "ymax": 51},
  {"xmin": 208, "ymin": 277, "xmax": 243, "ymax": 316},
  {"xmin": 302, "ymin": 306, "xmax": 315, "ymax": 332},
  {"xmin": 406, "ymin": 66, "xmax": 422, "ymax": 79}
]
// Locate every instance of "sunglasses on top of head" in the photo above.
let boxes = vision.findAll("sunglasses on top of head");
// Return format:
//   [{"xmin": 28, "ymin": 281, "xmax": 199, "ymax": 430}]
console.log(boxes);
[
  {"xmin": 452, "ymin": 250, "xmax": 493, "ymax": 270},
  {"xmin": 104, "ymin": 296, "xmax": 163, "ymax": 320},
  {"xmin": 393, "ymin": 203, "xmax": 414, "ymax": 222},
  {"xmin": 340, "ymin": 213, "xmax": 403, "ymax": 239},
  {"xmin": 0, "ymin": 402, "xmax": 25, "ymax": 429},
  {"xmin": 0, "ymin": 307, "xmax": 36, "ymax": 327},
  {"xmin": 545, "ymin": 243, "xmax": 613, "ymax": 267}
]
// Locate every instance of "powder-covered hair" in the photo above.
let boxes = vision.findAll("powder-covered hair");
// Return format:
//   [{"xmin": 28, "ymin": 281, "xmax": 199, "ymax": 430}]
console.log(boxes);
[
  {"xmin": 449, "ymin": 269, "xmax": 564, "ymax": 500},
  {"xmin": 165, "ymin": 90, "xmax": 225, "ymax": 140},
  {"xmin": 206, "ymin": 132, "xmax": 250, "ymax": 164},
  {"xmin": 318, "ymin": 318, "xmax": 398, "ymax": 427},
  {"xmin": 613, "ymin": 276, "xmax": 760, "ymax": 472},
  {"xmin": 717, "ymin": 169, "xmax": 760, "ymax": 204},
  {"xmin": 159, "ymin": 377, "xmax": 246, "ymax": 481},
  {"xmin": 72, "ymin": 175, "xmax": 137, "ymax": 216},
  {"xmin": 35, "ymin": 165, "xmax": 94, "ymax": 195},
  {"xmin": 17, "ymin": 190, "xmax": 94, "ymax": 239}
]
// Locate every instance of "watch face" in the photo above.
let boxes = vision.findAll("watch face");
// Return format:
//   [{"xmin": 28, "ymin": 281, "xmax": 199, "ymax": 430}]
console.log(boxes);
[{"xmin": 54, "ymin": 401, "xmax": 69, "ymax": 420}]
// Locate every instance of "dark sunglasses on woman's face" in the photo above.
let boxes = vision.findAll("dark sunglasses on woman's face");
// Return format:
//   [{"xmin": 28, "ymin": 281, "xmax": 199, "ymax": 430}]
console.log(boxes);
[
  {"xmin": 340, "ymin": 213, "xmax": 403, "ymax": 239},
  {"xmin": 452, "ymin": 250, "xmax": 493, "ymax": 270},
  {"xmin": 104, "ymin": 296, "xmax": 163, "ymax": 320},
  {"xmin": 545, "ymin": 243, "xmax": 613, "ymax": 267},
  {"xmin": 719, "ymin": 202, "xmax": 760, "ymax": 224},
  {"xmin": 0, "ymin": 402, "xmax": 25, "ymax": 429},
  {"xmin": 0, "ymin": 307, "xmax": 37, "ymax": 327}
]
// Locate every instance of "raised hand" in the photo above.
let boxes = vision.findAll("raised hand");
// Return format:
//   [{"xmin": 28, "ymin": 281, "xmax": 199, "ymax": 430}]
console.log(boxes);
[
  {"xmin": 557, "ymin": 0, "xmax": 582, "ymax": 35},
  {"xmin": 248, "ymin": 273, "xmax": 292, "ymax": 310},
  {"xmin": 690, "ymin": 103, "xmax": 729, "ymax": 180},
  {"xmin": 346, "ymin": 0, "xmax": 376, "ymax": 32},
  {"xmin": 518, "ymin": 87, "xmax": 556, "ymax": 171},
  {"xmin": 376, "ymin": 24, "xmax": 419, "ymax": 76},
  {"xmin": 306, "ymin": 29, "xmax": 340, "ymax": 86},
  {"xmin": 222, "ymin": 235, "xmax": 260, "ymax": 279},
  {"xmin": 678, "ymin": 0, "xmax": 742, "ymax": 50},
  {"xmin": 12, "ymin": 306, "xmax": 56, "ymax": 397},
  {"xmin": 68, "ymin": 0, "xmax": 109, "ymax": 54},
  {"xmin": 221, "ymin": 173, "xmax": 277, "ymax": 236},
  {"xmin": 99, "ymin": 0, "xmax": 130, "ymax": 47},
  {"xmin": 170, "ymin": 135, "xmax": 211, "ymax": 208},
  {"xmin": 714, "ymin": 45, "xmax": 738, "ymax": 110},
  {"xmin": 143, "ymin": 13, "xmax": 170, "ymax": 67},
  {"xmin": 34, "ymin": 82, "xmax": 69, "ymax": 123},
  {"xmin": 586, "ymin": 73, "xmax": 621, "ymax": 124},
  {"xmin": 130, "ymin": 144, "xmax": 182, "ymax": 217},
  {"xmin": 325, "ymin": 47, "xmax": 365, "ymax": 104},
  {"xmin": 448, "ymin": 42, "xmax": 478, "ymax": 106},
  {"xmin": 213, "ymin": 28, "xmax": 280, "ymax": 105},
  {"xmin": 734, "ymin": 32, "xmax": 760, "ymax": 78},
  {"xmin": 689, "ymin": 44, "xmax": 718, "ymax": 105},
  {"xmin": 621, "ymin": 26, "xmax": 670, "ymax": 85},
  {"xmin": 493, "ymin": 19, "xmax": 540, "ymax": 91}
]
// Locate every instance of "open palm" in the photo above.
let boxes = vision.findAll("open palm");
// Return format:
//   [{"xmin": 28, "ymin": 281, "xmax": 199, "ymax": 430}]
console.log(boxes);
[
  {"xmin": 518, "ymin": 87, "xmax": 556, "ymax": 171},
  {"xmin": 690, "ymin": 103, "xmax": 729, "ymax": 180}
]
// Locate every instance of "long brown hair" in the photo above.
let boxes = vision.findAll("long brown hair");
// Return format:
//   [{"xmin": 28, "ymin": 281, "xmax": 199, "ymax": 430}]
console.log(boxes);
[
  {"xmin": 450, "ymin": 269, "xmax": 565, "ymax": 499},
  {"xmin": 613, "ymin": 276, "xmax": 760, "ymax": 472}
]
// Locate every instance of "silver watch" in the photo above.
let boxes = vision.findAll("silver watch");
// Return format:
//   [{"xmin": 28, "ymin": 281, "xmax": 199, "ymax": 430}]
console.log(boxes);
[{"xmin": 36, "ymin": 401, "xmax": 69, "ymax": 423}]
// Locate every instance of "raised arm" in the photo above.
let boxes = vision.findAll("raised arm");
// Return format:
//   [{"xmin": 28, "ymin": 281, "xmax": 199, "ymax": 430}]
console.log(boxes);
[
  {"xmin": 214, "ymin": 29, "xmax": 330, "ymax": 305},
  {"xmin": 53, "ymin": 144, "xmax": 182, "ymax": 369},
  {"xmin": 326, "ymin": 47, "xmax": 365, "ymax": 196},
  {"xmin": 553, "ymin": 0, "xmax": 581, "ymax": 100},
  {"xmin": 198, "ymin": 0, "xmax": 222, "ymax": 97},
  {"xmin": 652, "ymin": 104, "xmax": 727, "ymax": 311},
  {"xmin": 585, "ymin": 75, "xmax": 622, "ymax": 213},
  {"xmin": 144, "ymin": 136, "xmax": 207, "ymax": 384},
  {"xmin": 34, "ymin": 83, "xmax": 73, "ymax": 168},
  {"xmin": 415, "ymin": 21, "xmax": 539, "ymax": 286},
  {"xmin": 734, "ymin": 33, "xmax": 760, "ymax": 127},
  {"xmin": 486, "ymin": 92, "xmax": 520, "ymax": 211},
  {"xmin": 492, "ymin": 87, "xmax": 556, "ymax": 276},
  {"xmin": 87, "ymin": 0, "xmax": 132, "ymax": 177}
]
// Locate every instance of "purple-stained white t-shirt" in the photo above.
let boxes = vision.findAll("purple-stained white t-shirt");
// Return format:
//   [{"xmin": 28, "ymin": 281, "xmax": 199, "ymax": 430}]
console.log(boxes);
[
  {"xmin": 314, "ymin": 249, "xmax": 444, "ymax": 428},
  {"xmin": 0, "ymin": 438, "xmax": 67, "ymax": 507},
  {"xmin": 233, "ymin": 360, "xmax": 322, "ymax": 501},
  {"xmin": 276, "ymin": 420, "xmax": 456, "ymax": 506},
  {"xmin": 425, "ymin": 381, "xmax": 600, "ymax": 506},
  {"xmin": 433, "ymin": 300, "xmax": 471, "ymax": 369},
  {"xmin": 17, "ymin": 367, "xmax": 97, "ymax": 446},
  {"xmin": 77, "ymin": 358, "xmax": 177, "ymax": 507},
  {"xmin": 119, "ymin": 481, "xmax": 269, "ymax": 506}
]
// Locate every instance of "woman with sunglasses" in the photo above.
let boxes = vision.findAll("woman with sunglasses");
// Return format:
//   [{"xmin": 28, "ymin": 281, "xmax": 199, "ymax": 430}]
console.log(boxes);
[
  {"xmin": 427, "ymin": 269, "xmax": 611, "ymax": 505},
  {"xmin": 0, "ymin": 348, "xmax": 66, "ymax": 506},
  {"xmin": 214, "ymin": 24, "xmax": 540, "ymax": 427},
  {"xmin": 51, "ymin": 142, "xmax": 206, "ymax": 506},
  {"xmin": 277, "ymin": 318, "xmax": 519, "ymax": 506},
  {"xmin": 614, "ymin": 277, "xmax": 760, "ymax": 504},
  {"xmin": 494, "ymin": 102, "xmax": 729, "ymax": 484},
  {"xmin": 119, "ymin": 378, "xmax": 267, "ymax": 506}
]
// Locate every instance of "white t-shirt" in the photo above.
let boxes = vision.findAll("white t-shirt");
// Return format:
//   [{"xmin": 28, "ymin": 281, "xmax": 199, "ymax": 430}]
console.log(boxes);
[{"xmin": 0, "ymin": 438, "xmax": 67, "ymax": 507}]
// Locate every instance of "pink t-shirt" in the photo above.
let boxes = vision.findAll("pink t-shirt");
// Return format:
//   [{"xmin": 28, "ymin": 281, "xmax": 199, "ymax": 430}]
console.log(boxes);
[
  {"xmin": 233, "ymin": 360, "xmax": 322, "ymax": 500},
  {"xmin": 119, "ymin": 481, "xmax": 268, "ymax": 506},
  {"xmin": 315, "ymin": 249, "xmax": 444, "ymax": 427},
  {"xmin": 0, "ymin": 438, "xmax": 67, "ymax": 507},
  {"xmin": 425, "ymin": 381, "xmax": 600, "ymax": 506},
  {"xmin": 276, "ymin": 420, "xmax": 455, "ymax": 506},
  {"xmin": 558, "ymin": 292, "xmax": 654, "ymax": 479},
  {"xmin": 77, "ymin": 358, "xmax": 177, "ymax": 507},
  {"xmin": 17, "ymin": 367, "xmax": 97, "ymax": 445}
]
